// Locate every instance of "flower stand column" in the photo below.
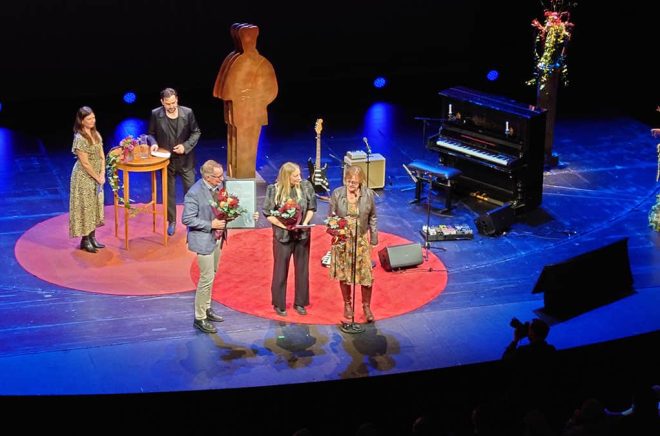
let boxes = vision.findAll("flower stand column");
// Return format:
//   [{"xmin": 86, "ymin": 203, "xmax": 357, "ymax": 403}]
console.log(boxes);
[{"xmin": 536, "ymin": 68, "xmax": 561, "ymax": 167}]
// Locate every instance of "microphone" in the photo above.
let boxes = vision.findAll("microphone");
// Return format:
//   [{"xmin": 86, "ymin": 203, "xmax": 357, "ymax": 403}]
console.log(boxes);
[{"xmin": 362, "ymin": 137, "xmax": 372, "ymax": 154}]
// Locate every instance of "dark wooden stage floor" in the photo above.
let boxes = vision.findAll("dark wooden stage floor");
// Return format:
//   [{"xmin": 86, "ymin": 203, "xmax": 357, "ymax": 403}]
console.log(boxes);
[{"xmin": 0, "ymin": 102, "xmax": 658, "ymax": 433}]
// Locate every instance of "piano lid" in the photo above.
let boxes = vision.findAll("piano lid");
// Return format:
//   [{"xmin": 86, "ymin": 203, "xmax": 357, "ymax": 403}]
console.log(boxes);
[{"xmin": 439, "ymin": 86, "xmax": 545, "ymax": 120}]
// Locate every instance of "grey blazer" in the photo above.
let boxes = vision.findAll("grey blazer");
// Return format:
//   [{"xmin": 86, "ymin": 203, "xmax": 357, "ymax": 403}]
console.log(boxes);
[
  {"xmin": 329, "ymin": 185, "xmax": 378, "ymax": 245},
  {"xmin": 263, "ymin": 179, "xmax": 317, "ymax": 243},
  {"xmin": 182, "ymin": 178, "xmax": 222, "ymax": 255}
]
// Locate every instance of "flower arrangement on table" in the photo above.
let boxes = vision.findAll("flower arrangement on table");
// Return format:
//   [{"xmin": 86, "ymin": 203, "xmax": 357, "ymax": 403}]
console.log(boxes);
[
  {"xmin": 119, "ymin": 135, "xmax": 140, "ymax": 161},
  {"xmin": 270, "ymin": 198, "xmax": 301, "ymax": 229},
  {"xmin": 526, "ymin": 0, "xmax": 575, "ymax": 90},
  {"xmin": 105, "ymin": 135, "xmax": 149, "ymax": 210},
  {"xmin": 324, "ymin": 214, "xmax": 349, "ymax": 245},
  {"xmin": 209, "ymin": 189, "xmax": 247, "ymax": 239}
]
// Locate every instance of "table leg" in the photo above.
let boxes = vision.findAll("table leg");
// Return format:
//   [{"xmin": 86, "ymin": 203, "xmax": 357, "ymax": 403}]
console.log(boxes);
[
  {"xmin": 124, "ymin": 170, "xmax": 130, "ymax": 250},
  {"xmin": 151, "ymin": 170, "xmax": 156, "ymax": 232},
  {"xmin": 114, "ymin": 188, "xmax": 119, "ymax": 237},
  {"xmin": 162, "ymin": 167, "xmax": 168, "ymax": 246}
]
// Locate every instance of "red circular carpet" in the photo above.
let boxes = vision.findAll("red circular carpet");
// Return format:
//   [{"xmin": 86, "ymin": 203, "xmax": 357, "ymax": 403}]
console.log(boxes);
[
  {"xmin": 15, "ymin": 205, "xmax": 197, "ymax": 295},
  {"xmin": 193, "ymin": 227, "xmax": 448, "ymax": 324},
  {"xmin": 16, "ymin": 210, "xmax": 448, "ymax": 323}
]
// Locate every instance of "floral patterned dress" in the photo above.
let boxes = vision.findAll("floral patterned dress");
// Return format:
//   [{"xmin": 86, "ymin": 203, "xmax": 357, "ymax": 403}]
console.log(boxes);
[
  {"xmin": 329, "ymin": 201, "xmax": 373, "ymax": 286},
  {"xmin": 69, "ymin": 133, "xmax": 104, "ymax": 237}
]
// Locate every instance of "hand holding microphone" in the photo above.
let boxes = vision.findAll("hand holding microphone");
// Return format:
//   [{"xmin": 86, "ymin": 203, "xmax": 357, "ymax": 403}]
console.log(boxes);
[{"xmin": 362, "ymin": 137, "xmax": 372, "ymax": 154}]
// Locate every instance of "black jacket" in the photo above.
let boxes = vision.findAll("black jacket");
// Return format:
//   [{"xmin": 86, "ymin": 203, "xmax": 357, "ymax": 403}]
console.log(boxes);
[{"xmin": 148, "ymin": 105, "xmax": 201, "ymax": 170}]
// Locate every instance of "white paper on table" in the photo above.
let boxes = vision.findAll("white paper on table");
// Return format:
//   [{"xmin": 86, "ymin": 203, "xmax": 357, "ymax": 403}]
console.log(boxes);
[{"xmin": 151, "ymin": 150, "xmax": 171, "ymax": 158}]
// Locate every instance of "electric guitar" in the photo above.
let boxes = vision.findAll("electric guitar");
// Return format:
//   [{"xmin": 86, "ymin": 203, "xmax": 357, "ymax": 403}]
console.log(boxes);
[{"xmin": 307, "ymin": 118, "xmax": 330, "ymax": 196}]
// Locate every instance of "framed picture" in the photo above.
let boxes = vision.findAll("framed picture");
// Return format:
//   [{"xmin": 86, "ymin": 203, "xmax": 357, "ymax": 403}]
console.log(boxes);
[{"xmin": 224, "ymin": 179, "xmax": 257, "ymax": 228}]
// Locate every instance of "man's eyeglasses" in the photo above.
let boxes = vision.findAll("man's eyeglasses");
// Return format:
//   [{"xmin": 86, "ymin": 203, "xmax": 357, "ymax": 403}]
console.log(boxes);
[{"xmin": 209, "ymin": 174, "xmax": 224, "ymax": 180}]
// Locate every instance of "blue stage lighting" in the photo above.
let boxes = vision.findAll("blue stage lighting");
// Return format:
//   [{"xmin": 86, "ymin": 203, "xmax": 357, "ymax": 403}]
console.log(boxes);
[
  {"xmin": 114, "ymin": 118, "xmax": 148, "ymax": 146},
  {"xmin": 486, "ymin": 70, "xmax": 499, "ymax": 81},
  {"xmin": 123, "ymin": 92, "xmax": 137, "ymax": 104},
  {"xmin": 373, "ymin": 77, "xmax": 387, "ymax": 89},
  {"xmin": 0, "ymin": 101, "xmax": 3, "ymax": 112}
]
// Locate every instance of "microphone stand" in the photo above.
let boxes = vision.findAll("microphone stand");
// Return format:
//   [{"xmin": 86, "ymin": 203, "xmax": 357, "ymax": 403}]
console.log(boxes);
[
  {"xmin": 340, "ymin": 216, "xmax": 365, "ymax": 334},
  {"xmin": 423, "ymin": 172, "xmax": 432, "ymax": 261}
]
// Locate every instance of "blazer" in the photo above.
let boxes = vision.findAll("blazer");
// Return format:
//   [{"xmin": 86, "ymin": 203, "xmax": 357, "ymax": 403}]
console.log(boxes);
[
  {"xmin": 148, "ymin": 105, "xmax": 201, "ymax": 170},
  {"xmin": 263, "ymin": 179, "xmax": 317, "ymax": 243},
  {"xmin": 329, "ymin": 185, "xmax": 378, "ymax": 246},
  {"xmin": 182, "ymin": 178, "xmax": 224, "ymax": 255}
]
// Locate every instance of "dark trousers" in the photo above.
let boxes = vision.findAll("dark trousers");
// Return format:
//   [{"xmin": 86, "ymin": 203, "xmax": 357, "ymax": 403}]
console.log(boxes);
[
  {"xmin": 271, "ymin": 236, "xmax": 310, "ymax": 309},
  {"xmin": 167, "ymin": 163, "xmax": 195, "ymax": 223}
]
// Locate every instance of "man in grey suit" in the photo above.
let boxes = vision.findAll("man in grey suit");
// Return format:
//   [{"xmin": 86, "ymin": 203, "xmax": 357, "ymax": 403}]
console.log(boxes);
[
  {"xmin": 149, "ymin": 88, "xmax": 201, "ymax": 236},
  {"xmin": 182, "ymin": 160, "xmax": 227, "ymax": 334}
]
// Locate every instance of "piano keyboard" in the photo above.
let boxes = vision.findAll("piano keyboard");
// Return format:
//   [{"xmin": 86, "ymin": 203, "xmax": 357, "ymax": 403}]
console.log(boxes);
[{"xmin": 435, "ymin": 136, "xmax": 516, "ymax": 167}]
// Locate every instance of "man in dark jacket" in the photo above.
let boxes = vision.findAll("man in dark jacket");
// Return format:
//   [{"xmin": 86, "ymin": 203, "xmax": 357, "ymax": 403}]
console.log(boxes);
[{"xmin": 149, "ymin": 87, "xmax": 201, "ymax": 236}]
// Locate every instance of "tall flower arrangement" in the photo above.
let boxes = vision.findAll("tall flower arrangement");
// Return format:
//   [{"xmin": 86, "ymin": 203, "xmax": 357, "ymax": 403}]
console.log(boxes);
[
  {"xmin": 650, "ymin": 121, "xmax": 660, "ymax": 231},
  {"xmin": 527, "ymin": 1, "xmax": 575, "ymax": 90}
]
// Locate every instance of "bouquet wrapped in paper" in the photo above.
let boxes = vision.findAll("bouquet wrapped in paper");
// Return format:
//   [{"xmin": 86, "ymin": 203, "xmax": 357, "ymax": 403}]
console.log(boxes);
[
  {"xmin": 270, "ymin": 198, "xmax": 301, "ymax": 229},
  {"xmin": 324, "ymin": 214, "xmax": 349, "ymax": 245},
  {"xmin": 209, "ymin": 189, "xmax": 247, "ymax": 239}
]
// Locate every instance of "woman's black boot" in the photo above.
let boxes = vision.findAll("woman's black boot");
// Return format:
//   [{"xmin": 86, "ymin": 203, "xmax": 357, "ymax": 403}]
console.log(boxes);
[
  {"xmin": 80, "ymin": 236, "xmax": 97, "ymax": 253},
  {"xmin": 89, "ymin": 230, "xmax": 105, "ymax": 249}
]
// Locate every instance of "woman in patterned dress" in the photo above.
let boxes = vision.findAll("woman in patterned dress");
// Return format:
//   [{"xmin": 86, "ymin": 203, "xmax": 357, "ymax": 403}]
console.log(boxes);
[
  {"xmin": 69, "ymin": 106, "xmax": 105, "ymax": 253},
  {"xmin": 328, "ymin": 165, "xmax": 378, "ymax": 322}
]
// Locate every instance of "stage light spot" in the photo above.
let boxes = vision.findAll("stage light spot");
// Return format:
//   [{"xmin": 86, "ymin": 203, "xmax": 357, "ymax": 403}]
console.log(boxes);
[
  {"xmin": 123, "ymin": 92, "xmax": 137, "ymax": 104},
  {"xmin": 487, "ymin": 70, "xmax": 499, "ymax": 81},
  {"xmin": 373, "ymin": 77, "xmax": 387, "ymax": 89}
]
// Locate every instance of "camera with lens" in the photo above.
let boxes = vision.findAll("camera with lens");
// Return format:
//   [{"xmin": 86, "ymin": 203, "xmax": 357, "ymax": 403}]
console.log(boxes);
[{"xmin": 510, "ymin": 317, "xmax": 530, "ymax": 338}]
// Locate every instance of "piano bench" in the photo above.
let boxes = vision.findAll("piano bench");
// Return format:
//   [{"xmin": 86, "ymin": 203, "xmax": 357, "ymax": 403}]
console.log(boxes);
[{"xmin": 407, "ymin": 160, "xmax": 462, "ymax": 212}]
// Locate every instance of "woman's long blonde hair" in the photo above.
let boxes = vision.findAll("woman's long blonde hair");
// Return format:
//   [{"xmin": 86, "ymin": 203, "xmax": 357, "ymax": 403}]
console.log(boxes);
[{"xmin": 274, "ymin": 162, "xmax": 302, "ymax": 205}]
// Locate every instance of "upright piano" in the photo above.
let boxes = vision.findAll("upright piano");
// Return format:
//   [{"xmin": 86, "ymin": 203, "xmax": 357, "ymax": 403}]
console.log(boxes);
[{"xmin": 428, "ymin": 86, "xmax": 546, "ymax": 214}]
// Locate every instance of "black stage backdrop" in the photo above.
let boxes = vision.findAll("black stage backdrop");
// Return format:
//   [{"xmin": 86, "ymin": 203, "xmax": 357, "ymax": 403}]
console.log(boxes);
[{"xmin": 0, "ymin": 1, "xmax": 657, "ymax": 126}]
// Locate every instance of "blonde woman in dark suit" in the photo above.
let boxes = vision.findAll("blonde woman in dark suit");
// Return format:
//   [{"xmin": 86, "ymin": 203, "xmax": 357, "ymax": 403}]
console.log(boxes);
[{"xmin": 262, "ymin": 162, "xmax": 316, "ymax": 316}]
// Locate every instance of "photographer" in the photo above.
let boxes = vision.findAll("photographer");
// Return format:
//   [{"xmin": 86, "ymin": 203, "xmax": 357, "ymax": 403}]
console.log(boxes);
[
  {"xmin": 501, "ymin": 318, "xmax": 558, "ymax": 422},
  {"xmin": 503, "ymin": 318, "xmax": 556, "ymax": 360}
]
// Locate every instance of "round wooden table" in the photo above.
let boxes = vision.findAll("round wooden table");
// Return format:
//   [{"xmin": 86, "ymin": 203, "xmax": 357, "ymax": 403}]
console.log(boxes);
[{"xmin": 110, "ymin": 149, "xmax": 169, "ymax": 250}]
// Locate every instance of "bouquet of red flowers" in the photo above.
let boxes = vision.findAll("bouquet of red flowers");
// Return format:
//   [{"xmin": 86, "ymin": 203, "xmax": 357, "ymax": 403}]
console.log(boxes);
[
  {"xmin": 209, "ymin": 188, "xmax": 247, "ymax": 239},
  {"xmin": 270, "ymin": 198, "xmax": 301, "ymax": 228},
  {"xmin": 324, "ymin": 214, "xmax": 349, "ymax": 245}
]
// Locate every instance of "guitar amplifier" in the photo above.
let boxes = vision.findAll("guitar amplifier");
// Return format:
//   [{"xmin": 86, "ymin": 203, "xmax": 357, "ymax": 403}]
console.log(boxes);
[
  {"xmin": 344, "ymin": 153, "xmax": 386, "ymax": 189},
  {"xmin": 346, "ymin": 150, "xmax": 367, "ymax": 160}
]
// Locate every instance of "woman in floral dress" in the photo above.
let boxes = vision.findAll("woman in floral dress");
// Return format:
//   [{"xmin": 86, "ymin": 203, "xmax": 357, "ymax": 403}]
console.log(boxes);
[
  {"xmin": 328, "ymin": 165, "xmax": 378, "ymax": 322},
  {"xmin": 69, "ymin": 106, "xmax": 105, "ymax": 253}
]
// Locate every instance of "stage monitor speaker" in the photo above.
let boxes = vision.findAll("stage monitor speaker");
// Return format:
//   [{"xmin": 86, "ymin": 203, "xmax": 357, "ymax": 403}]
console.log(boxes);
[
  {"xmin": 344, "ymin": 153, "xmax": 386, "ymax": 189},
  {"xmin": 378, "ymin": 243, "xmax": 423, "ymax": 272},
  {"xmin": 532, "ymin": 238, "xmax": 633, "ymax": 318},
  {"xmin": 475, "ymin": 204, "xmax": 515, "ymax": 236}
]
